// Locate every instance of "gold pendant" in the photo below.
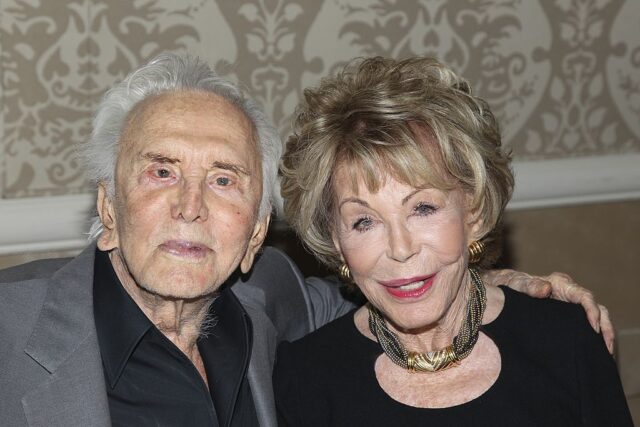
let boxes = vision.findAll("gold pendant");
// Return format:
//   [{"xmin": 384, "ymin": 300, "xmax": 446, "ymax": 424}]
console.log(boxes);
[{"xmin": 407, "ymin": 345, "xmax": 460, "ymax": 373}]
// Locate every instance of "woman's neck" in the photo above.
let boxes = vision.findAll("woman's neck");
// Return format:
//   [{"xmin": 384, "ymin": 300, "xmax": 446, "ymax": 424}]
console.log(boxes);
[
  {"xmin": 355, "ymin": 269, "xmax": 476, "ymax": 355},
  {"xmin": 392, "ymin": 275, "xmax": 472, "ymax": 354}
]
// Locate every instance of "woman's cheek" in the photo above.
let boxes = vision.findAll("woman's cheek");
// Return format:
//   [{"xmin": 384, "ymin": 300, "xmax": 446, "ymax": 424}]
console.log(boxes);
[
  {"xmin": 429, "ymin": 221, "xmax": 468, "ymax": 263},
  {"xmin": 339, "ymin": 227, "xmax": 385, "ymax": 256}
]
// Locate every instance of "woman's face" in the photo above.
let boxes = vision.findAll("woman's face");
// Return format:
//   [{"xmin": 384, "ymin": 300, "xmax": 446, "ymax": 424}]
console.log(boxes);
[{"xmin": 332, "ymin": 167, "xmax": 481, "ymax": 333}]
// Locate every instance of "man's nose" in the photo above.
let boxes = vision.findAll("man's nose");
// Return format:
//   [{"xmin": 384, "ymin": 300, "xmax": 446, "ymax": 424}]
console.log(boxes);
[
  {"xmin": 386, "ymin": 223, "xmax": 418, "ymax": 262},
  {"xmin": 172, "ymin": 179, "xmax": 209, "ymax": 222}
]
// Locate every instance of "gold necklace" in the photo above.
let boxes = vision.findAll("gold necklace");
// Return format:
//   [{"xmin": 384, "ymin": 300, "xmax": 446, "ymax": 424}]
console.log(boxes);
[{"xmin": 368, "ymin": 268, "xmax": 486, "ymax": 373}]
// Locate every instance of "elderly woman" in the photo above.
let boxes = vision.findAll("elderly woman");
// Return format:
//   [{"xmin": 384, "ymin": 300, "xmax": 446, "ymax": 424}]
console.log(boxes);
[{"xmin": 274, "ymin": 57, "xmax": 632, "ymax": 426}]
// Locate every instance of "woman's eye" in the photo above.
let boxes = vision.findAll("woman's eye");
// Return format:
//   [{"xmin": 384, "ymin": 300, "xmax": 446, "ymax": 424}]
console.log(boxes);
[
  {"xmin": 353, "ymin": 216, "xmax": 373, "ymax": 232},
  {"xmin": 415, "ymin": 202, "xmax": 436, "ymax": 216},
  {"xmin": 215, "ymin": 176, "xmax": 231, "ymax": 186}
]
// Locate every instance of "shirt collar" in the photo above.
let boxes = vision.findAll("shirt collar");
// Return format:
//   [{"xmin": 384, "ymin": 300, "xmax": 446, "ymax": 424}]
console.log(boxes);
[
  {"xmin": 199, "ymin": 277, "xmax": 253, "ymax": 425},
  {"xmin": 92, "ymin": 248, "xmax": 254, "ymax": 417},
  {"xmin": 93, "ymin": 248, "xmax": 152, "ymax": 389}
]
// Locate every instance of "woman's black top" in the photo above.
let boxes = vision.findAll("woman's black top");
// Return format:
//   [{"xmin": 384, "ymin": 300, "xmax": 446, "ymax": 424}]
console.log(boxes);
[{"xmin": 274, "ymin": 287, "xmax": 633, "ymax": 426}]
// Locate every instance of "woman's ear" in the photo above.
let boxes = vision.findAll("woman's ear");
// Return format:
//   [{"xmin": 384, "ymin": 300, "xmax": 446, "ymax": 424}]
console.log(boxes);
[
  {"xmin": 96, "ymin": 183, "xmax": 119, "ymax": 251},
  {"xmin": 468, "ymin": 213, "xmax": 485, "ymax": 243},
  {"xmin": 464, "ymin": 193, "xmax": 485, "ymax": 243},
  {"xmin": 331, "ymin": 230, "xmax": 345, "ymax": 262}
]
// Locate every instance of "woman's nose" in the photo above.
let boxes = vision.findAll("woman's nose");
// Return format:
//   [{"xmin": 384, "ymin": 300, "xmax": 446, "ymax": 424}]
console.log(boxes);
[{"xmin": 386, "ymin": 223, "xmax": 417, "ymax": 262}]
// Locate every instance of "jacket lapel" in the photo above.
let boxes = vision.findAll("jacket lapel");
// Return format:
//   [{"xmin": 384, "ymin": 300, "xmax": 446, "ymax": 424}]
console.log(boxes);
[
  {"xmin": 241, "ymin": 302, "xmax": 278, "ymax": 427},
  {"xmin": 230, "ymin": 246, "xmax": 312, "ymax": 427},
  {"xmin": 22, "ymin": 244, "xmax": 111, "ymax": 426}
]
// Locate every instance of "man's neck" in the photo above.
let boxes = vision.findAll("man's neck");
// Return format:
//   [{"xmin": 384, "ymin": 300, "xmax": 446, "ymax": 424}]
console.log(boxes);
[{"xmin": 107, "ymin": 250, "xmax": 215, "ymax": 361}]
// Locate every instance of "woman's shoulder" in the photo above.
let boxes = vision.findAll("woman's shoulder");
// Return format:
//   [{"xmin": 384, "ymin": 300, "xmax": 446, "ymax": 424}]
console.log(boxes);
[
  {"xmin": 274, "ymin": 308, "xmax": 371, "ymax": 400},
  {"xmin": 278, "ymin": 308, "xmax": 363, "ymax": 358},
  {"xmin": 499, "ymin": 285, "xmax": 585, "ymax": 323},
  {"xmin": 489, "ymin": 286, "xmax": 598, "ymax": 349}
]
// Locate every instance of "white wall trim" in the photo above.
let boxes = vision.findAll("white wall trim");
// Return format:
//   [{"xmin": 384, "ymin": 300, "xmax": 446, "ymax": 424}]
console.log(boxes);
[
  {"xmin": 0, "ymin": 194, "xmax": 95, "ymax": 255},
  {"xmin": 509, "ymin": 153, "xmax": 640, "ymax": 210},
  {"xmin": 1, "ymin": 153, "xmax": 639, "ymax": 255}
]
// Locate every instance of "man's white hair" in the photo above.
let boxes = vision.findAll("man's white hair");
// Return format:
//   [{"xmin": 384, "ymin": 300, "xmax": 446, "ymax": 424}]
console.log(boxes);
[{"xmin": 78, "ymin": 52, "xmax": 282, "ymax": 239}]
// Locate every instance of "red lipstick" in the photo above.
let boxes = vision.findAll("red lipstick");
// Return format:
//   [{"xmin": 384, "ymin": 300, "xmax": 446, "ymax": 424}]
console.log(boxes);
[{"xmin": 379, "ymin": 274, "xmax": 436, "ymax": 299}]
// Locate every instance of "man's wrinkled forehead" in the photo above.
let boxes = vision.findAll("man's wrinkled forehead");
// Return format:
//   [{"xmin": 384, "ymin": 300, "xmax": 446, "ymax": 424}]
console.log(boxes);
[{"xmin": 118, "ymin": 91, "xmax": 259, "ymax": 156}]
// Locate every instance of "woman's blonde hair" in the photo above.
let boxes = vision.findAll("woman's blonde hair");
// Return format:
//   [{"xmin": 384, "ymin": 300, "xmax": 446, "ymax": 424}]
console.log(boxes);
[{"xmin": 280, "ymin": 56, "xmax": 513, "ymax": 270}]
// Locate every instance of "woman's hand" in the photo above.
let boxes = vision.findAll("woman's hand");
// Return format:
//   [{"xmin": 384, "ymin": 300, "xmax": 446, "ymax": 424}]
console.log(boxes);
[{"xmin": 483, "ymin": 269, "xmax": 615, "ymax": 354}]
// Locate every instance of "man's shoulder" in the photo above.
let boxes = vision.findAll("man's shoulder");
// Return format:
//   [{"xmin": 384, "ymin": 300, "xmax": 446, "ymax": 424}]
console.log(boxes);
[
  {"xmin": 238, "ymin": 246, "xmax": 305, "ymax": 290},
  {"xmin": 0, "ymin": 257, "xmax": 71, "ymax": 283},
  {"xmin": 235, "ymin": 245, "xmax": 355, "ymax": 342},
  {"xmin": 0, "ymin": 270, "xmax": 57, "ymax": 367},
  {"xmin": 0, "ymin": 257, "xmax": 70, "ymax": 310},
  {"xmin": 0, "ymin": 248, "xmax": 93, "ymax": 325},
  {"xmin": 233, "ymin": 246, "xmax": 313, "ymax": 341}
]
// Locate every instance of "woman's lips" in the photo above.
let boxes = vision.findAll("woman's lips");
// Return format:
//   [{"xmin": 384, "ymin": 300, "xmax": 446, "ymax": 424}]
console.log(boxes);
[
  {"xmin": 159, "ymin": 240, "xmax": 211, "ymax": 259},
  {"xmin": 379, "ymin": 274, "xmax": 436, "ymax": 299}
]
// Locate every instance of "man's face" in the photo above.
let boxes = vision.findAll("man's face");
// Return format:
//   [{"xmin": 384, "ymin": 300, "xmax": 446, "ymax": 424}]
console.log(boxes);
[{"xmin": 97, "ymin": 91, "xmax": 269, "ymax": 299}]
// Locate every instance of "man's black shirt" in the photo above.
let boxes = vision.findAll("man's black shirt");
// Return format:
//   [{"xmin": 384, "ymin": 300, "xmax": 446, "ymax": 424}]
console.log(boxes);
[{"xmin": 93, "ymin": 249, "xmax": 258, "ymax": 426}]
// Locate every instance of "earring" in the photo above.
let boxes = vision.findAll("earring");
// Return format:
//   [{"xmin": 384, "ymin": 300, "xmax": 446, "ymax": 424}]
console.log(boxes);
[
  {"xmin": 468, "ymin": 240, "xmax": 485, "ymax": 264},
  {"xmin": 338, "ymin": 263, "xmax": 352, "ymax": 282}
]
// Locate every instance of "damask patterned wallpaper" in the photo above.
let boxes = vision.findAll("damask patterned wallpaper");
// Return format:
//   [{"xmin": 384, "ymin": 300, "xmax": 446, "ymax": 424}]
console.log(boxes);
[{"xmin": 1, "ymin": 0, "xmax": 639, "ymax": 199}]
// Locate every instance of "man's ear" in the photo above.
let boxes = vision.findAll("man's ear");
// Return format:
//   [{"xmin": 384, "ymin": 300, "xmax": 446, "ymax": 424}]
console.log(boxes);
[
  {"xmin": 240, "ymin": 213, "xmax": 271, "ymax": 274},
  {"xmin": 96, "ymin": 183, "xmax": 119, "ymax": 251}
]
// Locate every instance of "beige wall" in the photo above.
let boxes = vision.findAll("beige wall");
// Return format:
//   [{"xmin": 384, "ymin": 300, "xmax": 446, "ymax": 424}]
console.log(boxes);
[
  {"xmin": 505, "ymin": 200, "xmax": 640, "ymax": 330},
  {"xmin": 0, "ymin": 248, "xmax": 80, "ymax": 270},
  {"xmin": 1, "ymin": 0, "xmax": 639, "ymax": 199}
]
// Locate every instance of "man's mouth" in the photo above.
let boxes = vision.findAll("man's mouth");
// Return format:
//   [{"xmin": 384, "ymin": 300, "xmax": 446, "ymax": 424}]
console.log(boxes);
[{"xmin": 159, "ymin": 240, "xmax": 211, "ymax": 259}]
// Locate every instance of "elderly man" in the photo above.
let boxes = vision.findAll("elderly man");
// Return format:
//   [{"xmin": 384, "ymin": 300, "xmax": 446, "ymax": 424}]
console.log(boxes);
[{"xmin": 0, "ymin": 53, "xmax": 612, "ymax": 427}]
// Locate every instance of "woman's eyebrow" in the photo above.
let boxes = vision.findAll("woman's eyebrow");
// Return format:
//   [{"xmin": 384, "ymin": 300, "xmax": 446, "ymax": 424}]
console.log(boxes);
[
  {"xmin": 402, "ymin": 189, "xmax": 422, "ymax": 205},
  {"xmin": 338, "ymin": 197, "xmax": 369, "ymax": 209}
]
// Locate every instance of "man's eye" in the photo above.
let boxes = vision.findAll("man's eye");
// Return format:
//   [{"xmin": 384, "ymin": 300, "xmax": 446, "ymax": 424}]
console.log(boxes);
[
  {"xmin": 215, "ymin": 176, "xmax": 231, "ymax": 186},
  {"xmin": 155, "ymin": 168, "xmax": 171, "ymax": 178}
]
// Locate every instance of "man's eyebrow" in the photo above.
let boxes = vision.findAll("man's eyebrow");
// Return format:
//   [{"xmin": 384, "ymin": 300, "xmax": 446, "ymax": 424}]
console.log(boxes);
[
  {"xmin": 141, "ymin": 152, "xmax": 180, "ymax": 164},
  {"xmin": 211, "ymin": 161, "xmax": 250, "ymax": 176}
]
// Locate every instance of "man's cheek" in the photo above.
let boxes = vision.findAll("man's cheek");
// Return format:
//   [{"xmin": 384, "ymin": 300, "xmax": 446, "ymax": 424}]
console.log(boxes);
[{"xmin": 122, "ymin": 197, "xmax": 156, "ymax": 229}]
